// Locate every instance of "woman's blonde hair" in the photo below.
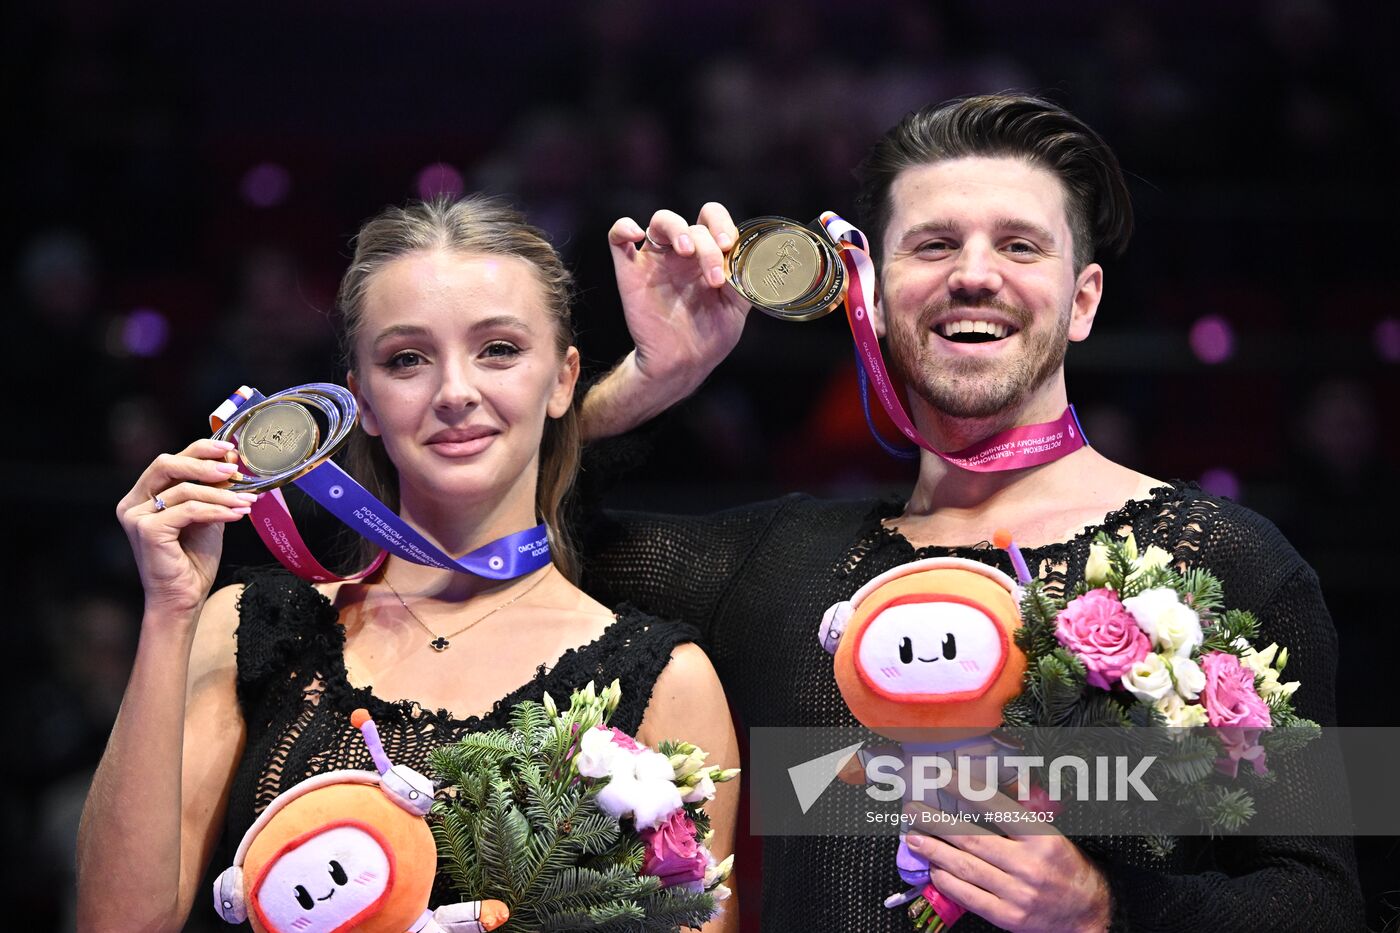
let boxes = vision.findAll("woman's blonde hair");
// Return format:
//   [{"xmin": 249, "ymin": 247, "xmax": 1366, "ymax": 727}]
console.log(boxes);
[{"xmin": 335, "ymin": 195, "xmax": 581, "ymax": 581}]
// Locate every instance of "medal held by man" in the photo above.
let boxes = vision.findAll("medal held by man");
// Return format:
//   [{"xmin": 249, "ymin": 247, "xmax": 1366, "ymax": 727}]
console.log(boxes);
[{"xmin": 725, "ymin": 216, "xmax": 846, "ymax": 321}]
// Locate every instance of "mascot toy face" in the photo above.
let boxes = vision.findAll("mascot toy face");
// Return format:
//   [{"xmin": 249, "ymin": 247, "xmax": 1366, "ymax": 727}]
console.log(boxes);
[
  {"xmin": 820, "ymin": 557, "xmax": 1027, "ymax": 739},
  {"xmin": 238, "ymin": 779, "xmax": 435, "ymax": 933},
  {"xmin": 214, "ymin": 708, "xmax": 510, "ymax": 933}
]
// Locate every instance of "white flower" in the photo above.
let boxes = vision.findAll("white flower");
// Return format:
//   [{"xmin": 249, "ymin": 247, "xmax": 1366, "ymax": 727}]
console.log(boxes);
[
  {"xmin": 706, "ymin": 853, "xmax": 734, "ymax": 887},
  {"xmin": 1122, "ymin": 587, "xmax": 1203, "ymax": 657},
  {"xmin": 681, "ymin": 774, "xmax": 717, "ymax": 803},
  {"xmin": 1122, "ymin": 652, "xmax": 1175, "ymax": 702},
  {"xmin": 1121, "ymin": 532, "xmax": 1139, "ymax": 562},
  {"xmin": 1252, "ymin": 665, "xmax": 1299, "ymax": 700},
  {"xmin": 574, "ymin": 726, "xmax": 628, "ymax": 779},
  {"xmin": 1240, "ymin": 642, "xmax": 1301, "ymax": 699},
  {"xmin": 1085, "ymin": 541, "xmax": 1113, "ymax": 588},
  {"xmin": 633, "ymin": 749, "xmax": 677, "ymax": 783},
  {"xmin": 1127, "ymin": 545, "xmax": 1172, "ymax": 582},
  {"xmin": 629, "ymin": 779, "xmax": 684, "ymax": 830},
  {"xmin": 1167, "ymin": 655, "xmax": 1206, "ymax": 701},
  {"xmin": 594, "ymin": 748, "xmax": 682, "ymax": 829},
  {"xmin": 595, "ymin": 767, "xmax": 684, "ymax": 830},
  {"xmin": 602, "ymin": 679, "xmax": 623, "ymax": 718},
  {"xmin": 670, "ymin": 747, "xmax": 708, "ymax": 780},
  {"xmin": 1240, "ymin": 642, "xmax": 1279, "ymax": 674},
  {"xmin": 711, "ymin": 883, "xmax": 732, "ymax": 902},
  {"xmin": 1155, "ymin": 694, "xmax": 1209, "ymax": 729}
]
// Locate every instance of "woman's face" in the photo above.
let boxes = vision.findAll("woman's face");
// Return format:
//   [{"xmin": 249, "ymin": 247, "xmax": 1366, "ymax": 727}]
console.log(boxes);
[{"xmin": 348, "ymin": 249, "xmax": 578, "ymax": 512}]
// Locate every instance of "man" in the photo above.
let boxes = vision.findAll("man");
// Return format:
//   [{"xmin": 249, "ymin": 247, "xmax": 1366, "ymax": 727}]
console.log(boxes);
[{"xmin": 579, "ymin": 94, "xmax": 1361, "ymax": 931}]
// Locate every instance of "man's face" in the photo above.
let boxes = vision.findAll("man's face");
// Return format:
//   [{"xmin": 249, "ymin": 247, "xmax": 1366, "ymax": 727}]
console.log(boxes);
[{"xmin": 877, "ymin": 156, "xmax": 1101, "ymax": 420}]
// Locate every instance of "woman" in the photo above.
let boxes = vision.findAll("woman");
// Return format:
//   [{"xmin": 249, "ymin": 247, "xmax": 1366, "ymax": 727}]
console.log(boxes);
[{"xmin": 75, "ymin": 196, "xmax": 741, "ymax": 932}]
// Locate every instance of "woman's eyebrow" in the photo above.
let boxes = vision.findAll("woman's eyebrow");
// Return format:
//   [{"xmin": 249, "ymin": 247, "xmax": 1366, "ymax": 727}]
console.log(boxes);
[
  {"xmin": 469, "ymin": 314, "xmax": 533, "ymax": 332},
  {"xmin": 371, "ymin": 323, "xmax": 430, "ymax": 350}
]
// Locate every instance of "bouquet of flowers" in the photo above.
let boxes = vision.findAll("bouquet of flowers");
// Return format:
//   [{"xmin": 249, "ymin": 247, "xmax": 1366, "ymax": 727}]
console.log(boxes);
[
  {"xmin": 1000, "ymin": 530, "xmax": 1319, "ymax": 843},
  {"xmin": 427, "ymin": 680, "xmax": 738, "ymax": 932}
]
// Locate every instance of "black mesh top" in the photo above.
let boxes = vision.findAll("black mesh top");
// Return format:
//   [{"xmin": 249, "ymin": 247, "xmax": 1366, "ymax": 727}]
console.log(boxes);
[
  {"xmin": 212, "ymin": 568, "xmax": 698, "ymax": 907},
  {"xmin": 581, "ymin": 481, "xmax": 1363, "ymax": 932}
]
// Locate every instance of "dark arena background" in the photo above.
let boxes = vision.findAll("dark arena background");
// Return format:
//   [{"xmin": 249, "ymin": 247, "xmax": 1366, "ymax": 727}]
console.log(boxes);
[{"xmin": 7, "ymin": 1, "xmax": 1398, "ymax": 929}]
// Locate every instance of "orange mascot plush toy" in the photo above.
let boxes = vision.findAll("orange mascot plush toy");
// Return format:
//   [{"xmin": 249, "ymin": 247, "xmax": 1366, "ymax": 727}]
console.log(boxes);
[
  {"xmin": 213, "ymin": 709, "xmax": 509, "ymax": 933},
  {"xmin": 818, "ymin": 543, "xmax": 1030, "ymax": 929}
]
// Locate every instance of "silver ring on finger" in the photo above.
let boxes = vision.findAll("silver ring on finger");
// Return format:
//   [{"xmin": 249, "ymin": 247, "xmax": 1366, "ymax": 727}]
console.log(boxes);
[
  {"xmin": 643, "ymin": 231, "xmax": 671, "ymax": 252},
  {"xmin": 153, "ymin": 495, "xmax": 167, "ymax": 512}
]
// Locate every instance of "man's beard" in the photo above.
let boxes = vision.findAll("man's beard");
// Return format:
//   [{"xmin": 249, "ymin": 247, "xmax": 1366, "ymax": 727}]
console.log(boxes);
[{"xmin": 887, "ymin": 297, "xmax": 1071, "ymax": 420}]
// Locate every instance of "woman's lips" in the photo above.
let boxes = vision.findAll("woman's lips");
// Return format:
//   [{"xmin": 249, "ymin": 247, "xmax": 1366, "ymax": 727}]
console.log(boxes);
[{"xmin": 426, "ymin": 428, "xmax": 499, "ymax": 457}]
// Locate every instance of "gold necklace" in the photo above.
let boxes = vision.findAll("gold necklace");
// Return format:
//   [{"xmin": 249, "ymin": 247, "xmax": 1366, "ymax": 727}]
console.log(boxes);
[{"xmin": 381, "ymin": 567, "xmax": 552, "ymax": 652}]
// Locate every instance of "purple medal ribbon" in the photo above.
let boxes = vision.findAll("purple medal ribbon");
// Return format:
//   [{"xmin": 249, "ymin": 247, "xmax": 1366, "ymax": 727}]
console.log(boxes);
[{"xmin": 213, "ymin": 387, "xmax": 551, "ymax": 584}]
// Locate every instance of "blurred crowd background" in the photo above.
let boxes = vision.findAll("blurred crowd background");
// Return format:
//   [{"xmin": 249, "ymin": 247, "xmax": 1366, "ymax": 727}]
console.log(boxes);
[{"xmin": 7, "ymin": 1, "xmax": 1397, "ymax": 928}]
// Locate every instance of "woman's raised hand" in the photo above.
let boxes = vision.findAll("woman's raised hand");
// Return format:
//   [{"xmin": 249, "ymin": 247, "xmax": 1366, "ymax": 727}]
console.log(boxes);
[{"xmin": 116, "ymin": 438, "xmax": 257, "ymax": 618}]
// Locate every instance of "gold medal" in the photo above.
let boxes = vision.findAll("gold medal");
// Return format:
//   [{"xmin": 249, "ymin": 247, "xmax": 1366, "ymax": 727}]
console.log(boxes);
[
  {"xmin": 725, "ymin": 216, "xmax": 846, "ymax": 321},
  {"xmin": 238, "ymin": 402, "xmax": 319, "ymax": 476},
  {"xmin": 209, "ymin": 384, "xmax": 359, "ymax": 493}
]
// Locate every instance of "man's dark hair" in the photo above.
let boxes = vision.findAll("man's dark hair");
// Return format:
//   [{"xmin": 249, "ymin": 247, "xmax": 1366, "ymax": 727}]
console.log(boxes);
[{"xmin": 855, "ymin": 93, "xmax": 1134, "ymax": 271}]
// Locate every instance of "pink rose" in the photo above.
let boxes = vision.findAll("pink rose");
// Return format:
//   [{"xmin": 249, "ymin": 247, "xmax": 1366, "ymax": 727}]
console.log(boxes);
[
  {"xmin": 606, "ymin": 726, "xmax": 643, "ymax": 752},
  {"xmin": 639, "ymin": 809, "xmax": 707, "ymax": 887},
  {"xmin": 1055, "ymin": 589, "xmax": 1151, "ymax": 690},
  {"xmin": 1200, "ymin": 652, "xmax": 1272, "ymax": 729}
]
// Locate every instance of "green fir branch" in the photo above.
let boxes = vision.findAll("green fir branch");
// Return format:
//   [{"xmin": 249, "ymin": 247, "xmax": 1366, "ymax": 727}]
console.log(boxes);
[
  {"xmin": 1103, "ymin": 533, "xmax": 1134, "ymax": 592},
  {"xmin": 429, "ymin": 733, "xmax": 523, "ymax": 789},
  {"xmin": 1260, "ymin": 719, "xmax": 1320, "ymax": 755},
  {"xmin": 585, "ymin": 902, "xmax": 648, "ymax": 925},
  {"xmin": 1213, "ymin": 609, "xmax": 1261, "ymax": 647},
  {"xmin": 476, "ymin": 781, "xmax": 533, "ymax": 901},
  {"xmin": 509, "ymin": 699, "xmax": 550, "ymax": 738},
  {"xmin": 635, "ymin": 887, "xmax": 719, "ymax": 930},
  {"xmin": 614, "ymin": 838, "xmax": 647, "ymax": 874},
  {"xmin": 1000, "ymin": 693, "xmax": 1037, "ymax": 729},
  {"xmin": 431, "ymin": 803, "xmax": 484, "ymax": 897},
  {"xmin": 1156, "ymin": 735, "xmax": 1220, "ymax": 784},
  {"xmin": 1033, "ymin": 649, "xmax": 1089, "ymax": 725},
  {"xmin": 1119, "ymin": 564, "xmax": 1174, "ymax": 599},
  {"xmin": 1127, "ymin": 700, "xmax": 1167, "ymax": 728},
  {"xmin": 1205, "ymin": 787, "xmax": 1257, "ymax": 834},
  {"xmin": 1143, "ymin": 834, "xmax": 1178, "ymax": 859},
  {"xmin": 1019, "ymin": 579, "xmax": 1063, "ymax": 630},
  {"xmin": 1178, "ymin": 568, "xmax": 1224, "ymax": 615},
  {"xmin": 1064, "ymin": 692, "xmax": 1132, "ymax": 729}
]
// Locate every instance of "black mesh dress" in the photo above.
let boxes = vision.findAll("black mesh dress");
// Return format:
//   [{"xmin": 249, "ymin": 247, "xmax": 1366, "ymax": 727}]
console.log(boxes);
[
  {"xmin": 581, "ymin": 481, "xmax": 1364, "ymax": 932},
  {"xmin": 207, "ymin": 568, "xmax": 698, "ymax": 928}
]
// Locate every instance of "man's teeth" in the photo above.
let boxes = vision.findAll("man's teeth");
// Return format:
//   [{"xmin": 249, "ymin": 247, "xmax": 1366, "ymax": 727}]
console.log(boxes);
[{"xmin": 937, "ymin": 320, "xmax": 1011, "ymax": 339}]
